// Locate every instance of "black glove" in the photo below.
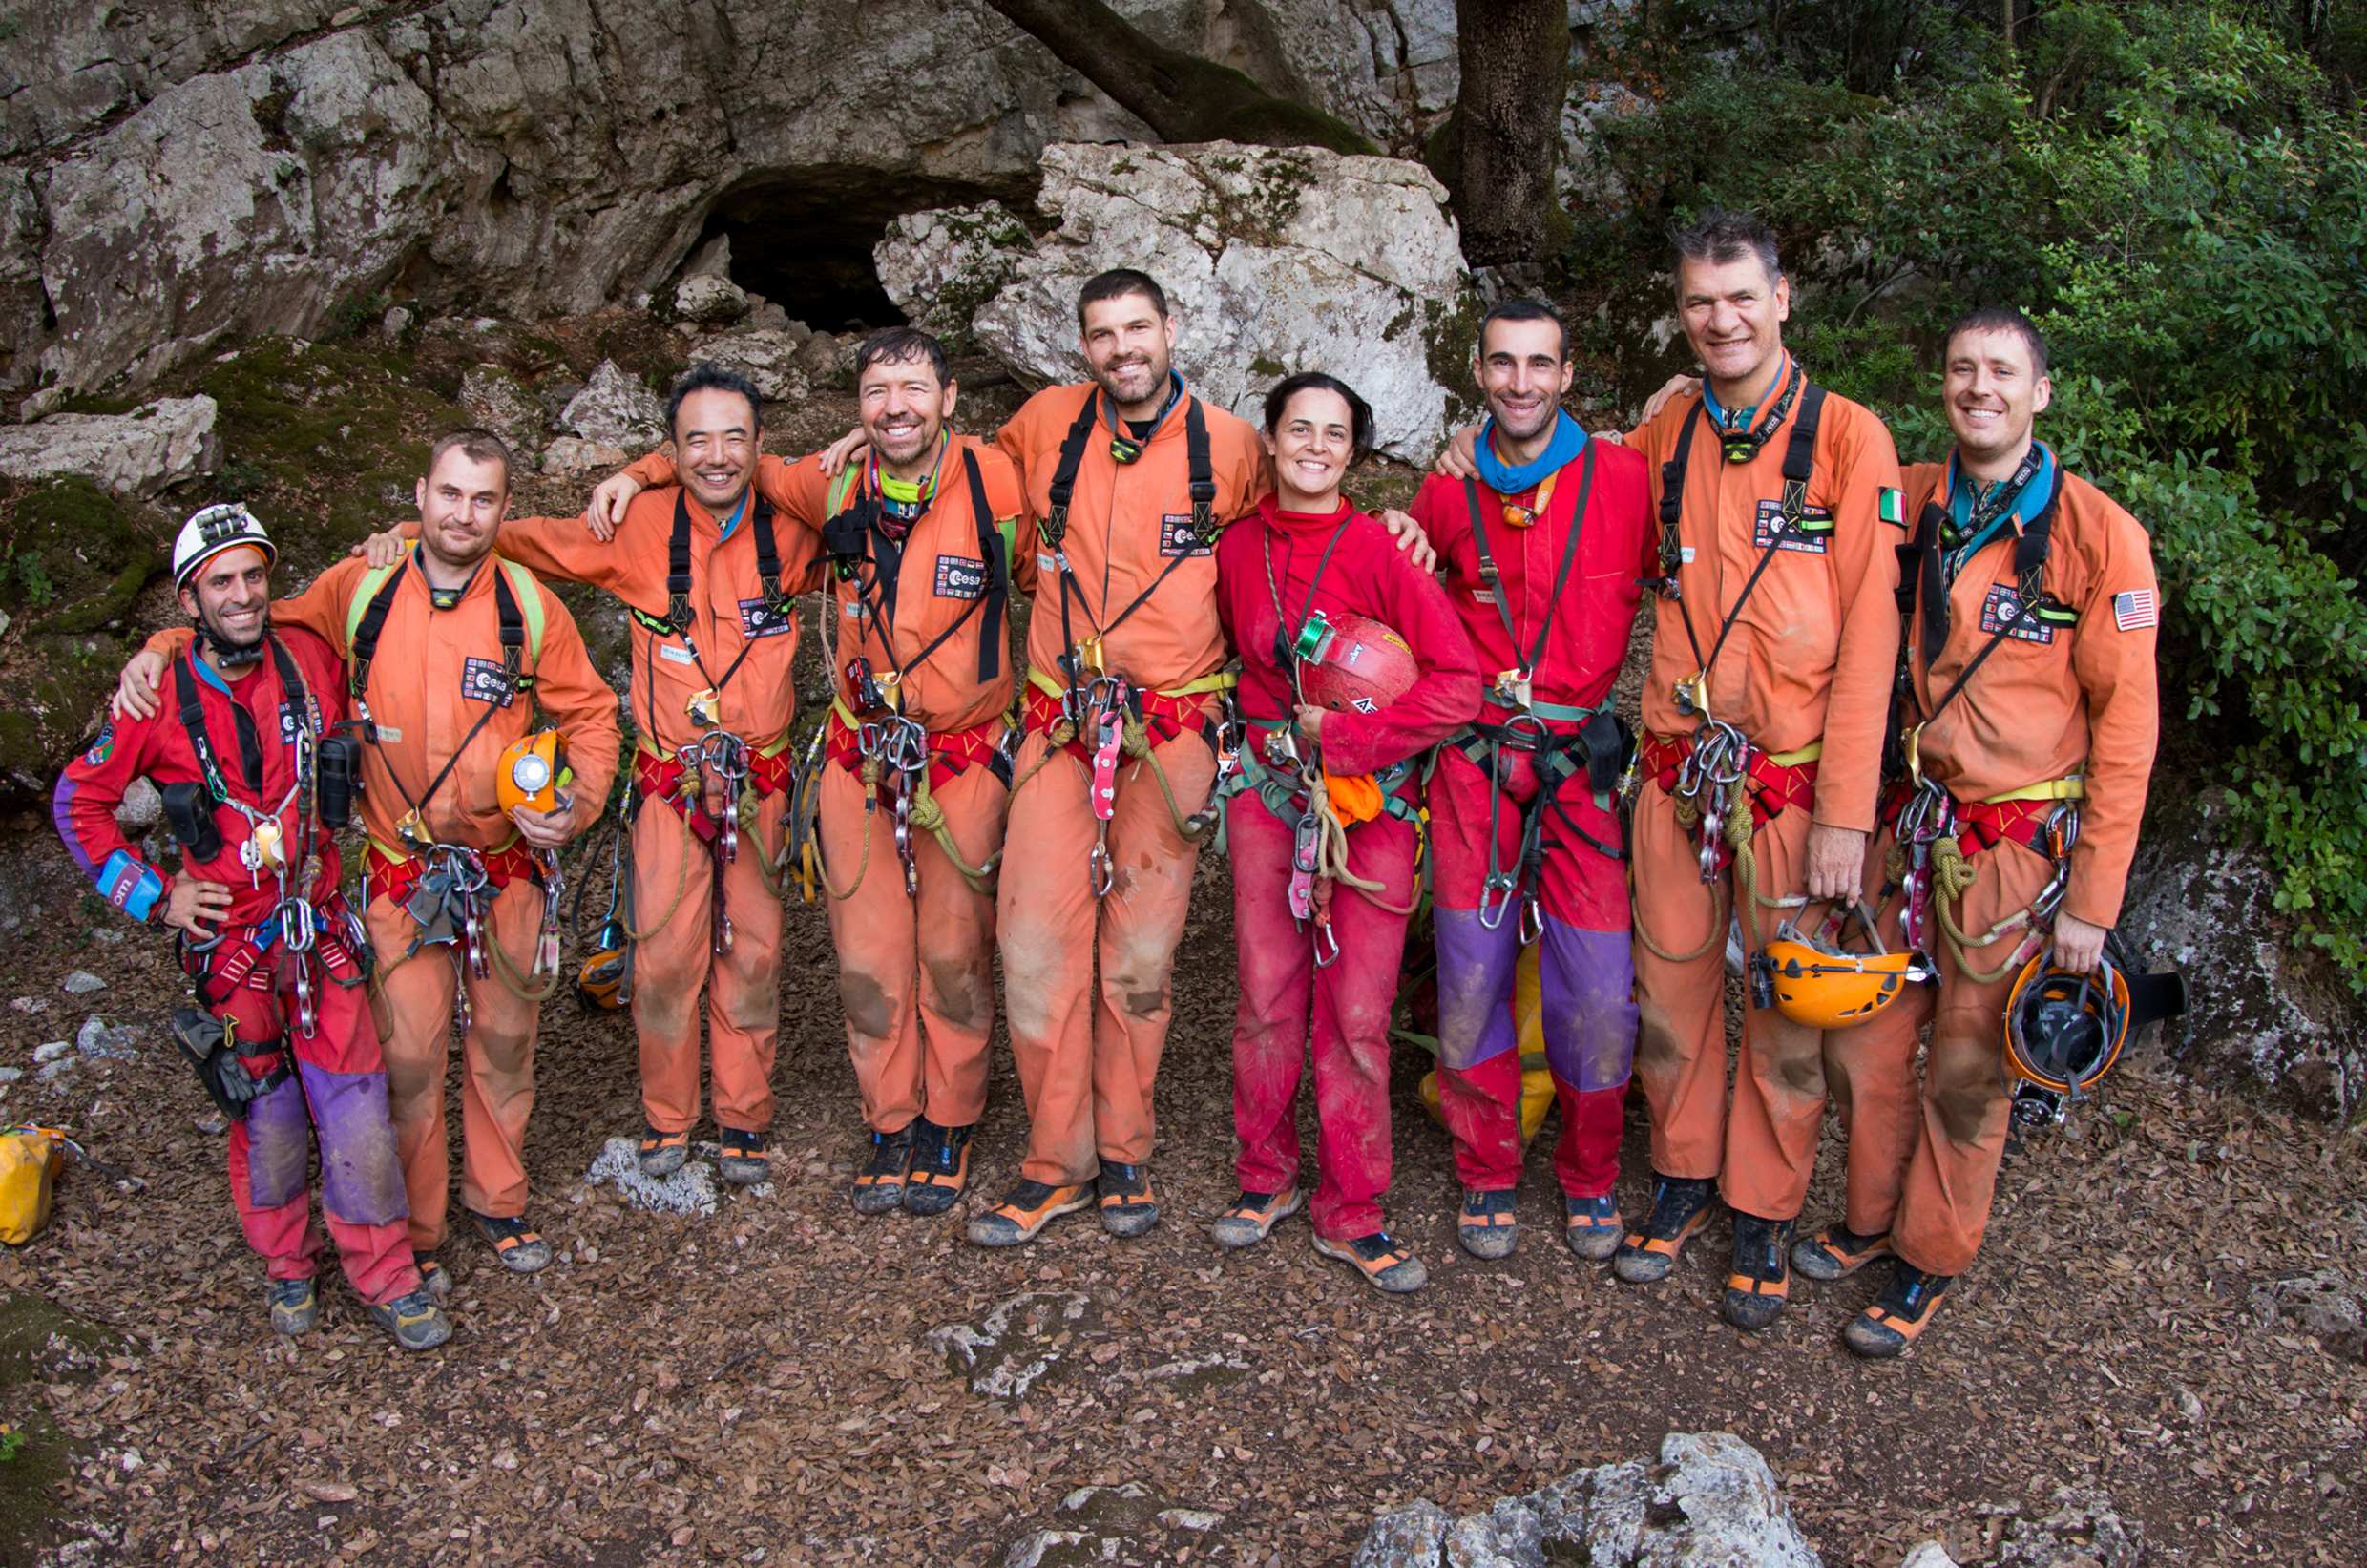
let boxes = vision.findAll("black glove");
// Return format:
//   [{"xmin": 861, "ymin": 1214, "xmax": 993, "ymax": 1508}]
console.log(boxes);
[{"xmin": 168, "ymin": 1006, "xmax": 265, "ymax": 1120}]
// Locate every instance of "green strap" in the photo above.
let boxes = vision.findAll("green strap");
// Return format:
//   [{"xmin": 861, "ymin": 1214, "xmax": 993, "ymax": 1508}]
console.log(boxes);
[{"xmin": 496, "ymin": 557, "xmax": 546, "ymax": 662}]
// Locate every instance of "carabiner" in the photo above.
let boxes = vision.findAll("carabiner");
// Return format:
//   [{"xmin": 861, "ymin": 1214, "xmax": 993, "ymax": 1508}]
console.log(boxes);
[
  {"xmin": 1519, "ymin": 891, "xmax": 1544, "ymax": 948},
  {"xmin": 1311, "ymin": 916, "xmax": 1341, "ymax": 970},
  {"xmin": 1477, "ymin": 871, "xmax": 1520, "ymax": 932},
  {"xmin": 1089, "ymin": 838, "xmax": 1115, "ymax": 899}
]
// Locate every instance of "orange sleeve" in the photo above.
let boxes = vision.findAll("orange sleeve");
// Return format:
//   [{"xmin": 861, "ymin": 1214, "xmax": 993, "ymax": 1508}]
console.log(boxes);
[
  {"xmin": 2062, "ymin": 503, "xmax": 2160, "ymax": 928},
  {"xmin": 494, "ymin": 512, "xmax": 628, "ymax": 595},
  {"xmin": 528, "ymin": 588, "xmax": 624, "ymax": 820},
  {"xmin": 141, "ymin": 624, "xmax": 193, "ymax": 659},
  {"xmin": 1811, "ymin": 404, "xmax": 1906, "ymax": 834},
  {"xmin": 621, "ymin": 449, "xmax": 677, "ymax": 490}
]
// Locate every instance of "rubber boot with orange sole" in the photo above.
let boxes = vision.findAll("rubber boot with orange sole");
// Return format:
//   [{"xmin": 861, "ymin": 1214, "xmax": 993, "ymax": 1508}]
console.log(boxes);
[
  {"xmin": 1844, "ymin": 1262, "xmax": 1954, "ymax": 1358},
  {"xmin": 966, "ymin": 1179, "xmax": 1095, "ymax": 1246},
  {"xmin": 1613, "ymin": 1174, "xmax": 1716, "ymax": 1285}
]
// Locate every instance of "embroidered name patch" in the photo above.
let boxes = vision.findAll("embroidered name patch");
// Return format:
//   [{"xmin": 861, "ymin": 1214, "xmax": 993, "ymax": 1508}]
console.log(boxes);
[
  {"xmin": 1752, "ymin": 499, "xmax": 1833, "ymax": 553},
  {"xmin": 1979, "ymin": 584, "xmax": 2058, "ymax": 644},
  {"xmin": 933, "ymin": 554, "xmax": 988, "ymax": 600},
  {"xmin": 738, "ymin": 597, "xmax": 792, "ymax": 639},
  {"xmin": 2113, "ymin": 589, "xmax": 2157, "ymax": 631},
  {"xmin": 1159, "ymin": 514, "xmax": 1213, "ymax": 558},
  {"xmin": 460, "ymin": 657, "xmax": 517, "ymax": 706}
]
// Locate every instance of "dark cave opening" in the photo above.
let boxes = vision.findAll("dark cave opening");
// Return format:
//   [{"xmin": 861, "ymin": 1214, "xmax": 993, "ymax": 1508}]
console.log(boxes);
[{"xmin": 698, "ymin": 170, "xmax": 1021, "ymax": 332}]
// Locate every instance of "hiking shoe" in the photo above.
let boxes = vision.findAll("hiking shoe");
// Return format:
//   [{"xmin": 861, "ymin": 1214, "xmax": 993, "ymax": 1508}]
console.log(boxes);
[
  {"xmin": 1612, "ymin": 1174, "xmax": 1717, "ymax": 1284},
  {"xmin": 966, "ymin": 1179, "xmax": 1094, "ymax": 1247},
  {"xmin": 1098, "ymin": 1162, "xmax": 1160, "ymax": 1238},
  {"xmin": 1844, "ymin": 1262, "xmax": 1955, "ymax": 1359},
  {"xmin": 266, "ymin": 1277, "xmax": 319, "ymax": 1337},
  {"xmin": 1457, "ymin": 1187, "xmax": 1519, "ymax": 1259},
  {"xmin": 638, "ymin": 1123, "xmax": 690, "ymax": 1178},
  {"xmin": 367, "ymin": 1288, "xmax": 453, "ymax": 1352},
  {"xmin": 1211, "ymin": 1188, "xmax": 1302, "ymax": 1250},
  {"xmin": 850, "ymin": 1125, "xmax": 914, "ymax": 1215},
  {"xmin": 1314, "ymin": 1231, "xmax": 1429, "ymax": 1294},
  {"xmin": 903, "ymin": 1119, "xmax": 973, "ymax": 1218},
  {"xmin": 717, "ymin": 1127, "xmax": 771, "ymax": 1186},
  {"xmin": 413, "ymin": 1254, "xmax": 451, "ymax": 1304},
  {"xmin": 469, "ymin": 1210, "xmax": 553, "ymax": 1274},
  {"xmin": 1562, "ymin": 1193, "xmax": 1623, "ymax": 1262},
  {"xmin": 1791, "ymin": 1222, "xmax": 1893, "ymax": 1283},
  {"xmin": 1723, "ymin": 1212, "xmax": 1795, "ymax": 1331}
]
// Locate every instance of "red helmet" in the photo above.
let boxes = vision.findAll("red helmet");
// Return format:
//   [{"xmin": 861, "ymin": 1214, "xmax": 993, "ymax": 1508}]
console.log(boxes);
[{"xmin": 1294, "ymin": 612, "xmax": 1418, "ymax": 716}]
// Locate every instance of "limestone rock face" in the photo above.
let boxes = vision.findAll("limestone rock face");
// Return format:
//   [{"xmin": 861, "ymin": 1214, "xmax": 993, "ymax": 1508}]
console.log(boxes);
[
  {"xmin": 941, "ymin": 141, "xmax": 1476, "ymax": 461},
  {"xmin": 0, "ymin": 396, "xmax": 219, "ymax": 494},
  {"xmin": 558, "ymin": 361, "xmax": 666, "ymax": 451}
]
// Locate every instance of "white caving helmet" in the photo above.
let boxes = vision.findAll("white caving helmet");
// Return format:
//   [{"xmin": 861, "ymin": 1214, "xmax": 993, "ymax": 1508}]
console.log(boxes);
[{"xmin": 172, "ymin": 503, "xmax": 277, "ymax": 592}]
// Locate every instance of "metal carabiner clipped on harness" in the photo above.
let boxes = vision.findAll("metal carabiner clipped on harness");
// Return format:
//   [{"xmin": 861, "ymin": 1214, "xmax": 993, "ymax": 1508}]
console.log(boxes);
[
  {"xmin": 1477, "ymin": 870, "xmax": 1521, "ymax": 932},
  {"xmin": 1310, "ymin": 914, "xmax": 1341, "ymax": 969}
]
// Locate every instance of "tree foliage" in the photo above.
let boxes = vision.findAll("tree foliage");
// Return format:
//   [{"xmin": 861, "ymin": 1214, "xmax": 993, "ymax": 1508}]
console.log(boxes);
[{"xmin": 1572, "ymin": 1, "xmax": 2367, "ymax": 981}]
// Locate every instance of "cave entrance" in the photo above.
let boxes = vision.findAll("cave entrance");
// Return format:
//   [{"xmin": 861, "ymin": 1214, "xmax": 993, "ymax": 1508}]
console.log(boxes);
[{"xmin": 699, "ymin": 169, "xmax": 1018, "ymax": 332}]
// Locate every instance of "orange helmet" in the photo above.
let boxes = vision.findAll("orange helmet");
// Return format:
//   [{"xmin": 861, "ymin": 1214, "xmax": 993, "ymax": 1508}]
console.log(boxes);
[
  {"xmin": 2004, "ymin": 955, "xmax": 2131, "ymax": 1097},
  {"xmin": 1753, "ymin": 907, "xmax": 1934, "ymax": 1030},
  {"xmin": 495, "ymin": 730, "xmax": 569, "ymax": 816},
  {"xmin": 576, "ymin": 918, "xmax": 631, "ymax": 1011}
]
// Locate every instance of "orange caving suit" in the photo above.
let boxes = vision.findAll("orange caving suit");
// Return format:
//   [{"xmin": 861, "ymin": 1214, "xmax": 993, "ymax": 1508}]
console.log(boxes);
[
  {"xmin": 145, "ymin": 549, "xmax": 622, "ymax": 1252},
  {"xmin": 626, "ymin": 440, "xmax": 1025, "ymax": 1138},
  {"xmin": 1623, "ymin": 358, "xmax": 1904, "ymax": 1222},
  {"xmin": 1840, "ymin": 452, "xmax": 2159, "ymax": 1273},
  {"xmin": 494, "ymin": 495, "xmax": 824, "ymax": 1143},
  {"xmin": 995, "ymin": 383, "xmax": 1267, "ymax": 1187}
]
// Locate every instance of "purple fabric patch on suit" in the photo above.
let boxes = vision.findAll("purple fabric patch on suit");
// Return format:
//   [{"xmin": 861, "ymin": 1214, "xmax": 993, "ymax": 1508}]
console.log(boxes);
[
  {"xmin": 1435, "ymin": 906, "xmax": 1521, "ymax": 1071},
  {"xmin": 298, "ymin": 1061, "xmax": 409, "ymax": 1227},
  {"xmin": 1537, "ymin": 916, "xmax": 1638, "ymax": 1092},
  {"xmin": 243, "ymin": 1073, "xmax": 313, "ymax": 1210}
]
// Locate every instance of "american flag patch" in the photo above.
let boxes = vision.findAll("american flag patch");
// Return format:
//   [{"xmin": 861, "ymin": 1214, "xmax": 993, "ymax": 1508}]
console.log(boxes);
[{"xmin": 2113, "ymin": 589, "xmax": 2157, "ymax": 631}]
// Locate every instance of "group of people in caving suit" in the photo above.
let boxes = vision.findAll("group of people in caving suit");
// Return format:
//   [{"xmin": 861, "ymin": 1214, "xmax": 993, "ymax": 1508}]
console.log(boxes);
[{"xmin": 58, "ymin": 208, "xmax": 2172, "ymax": 1359}]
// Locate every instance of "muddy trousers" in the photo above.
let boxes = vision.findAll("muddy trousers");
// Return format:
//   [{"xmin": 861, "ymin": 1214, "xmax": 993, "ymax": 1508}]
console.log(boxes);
[
  {"xmin": 1629, "ymin": 780, "xmax": 1859, "ymax": 1223},
  {"xmin": 998, "ymin": 726, "xmax": 1218, "ymax": 1187},
  {"xmin": 1829, "ymin": 828, "xmax": 2055, "ymax": 1275},
  {"xmin": 1429, "ymin": 746, "xmax": 1637, "ymax": 1199},
  {"xmin": 820, "ymin": 762, "xmax": 1007, "ymax": 1135},
  {"xmin": 1225, "ymin": 791, "xmax": 1415, "ymax": 1242},
  {"xmin": 367, "ymin": 882, "xmax": 543, "ymax": 1255},
  {"xmin": 631, "ymin": 790, "xmax": 788, "ymax": 1138},
  {"xmin": 204, "ymin": 936, "xmax": 418, "ymax": 1306}
]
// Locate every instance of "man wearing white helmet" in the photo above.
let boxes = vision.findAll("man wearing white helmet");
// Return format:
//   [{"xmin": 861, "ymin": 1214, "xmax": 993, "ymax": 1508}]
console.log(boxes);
[{"xmin": 53, "ymin": 505, "xmax": 450, "ymax": 1350}]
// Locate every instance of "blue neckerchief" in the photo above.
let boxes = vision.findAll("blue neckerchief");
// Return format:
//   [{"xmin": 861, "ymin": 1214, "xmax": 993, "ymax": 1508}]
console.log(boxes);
[
  {"xmin": 714, "ymin": 489, "xmax": 750, "ymax": 542},
  {"xmin": 1474, "ymin": 410, "xmax": 1587, "ymax": 495},
  {"xmin": 1943, "ymin": 441, "xmax": 2055, "ymax": 580},
  {"xmin": 1103, "ymin": 373, "xmax": 1184, "ymax": 445},
  {"xmin": 1703, "ymin": 354, "xmax": 1789, "ymax": 431}
]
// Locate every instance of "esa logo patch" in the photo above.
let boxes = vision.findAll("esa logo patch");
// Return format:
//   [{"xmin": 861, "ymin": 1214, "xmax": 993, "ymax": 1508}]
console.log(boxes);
[
  {"xmin": 1159, "ymin": 514, "xmax": 1212, "ymax": 558},
  {"xmin": 83, "ymin": 722, "xmax": 114, "ymax": 765},
  {"xmin": 278, "ymin": 701, "xmax": 302, "ymax": 742},
  {"xmin": 1752, "ymin": 499, "xmax": 1833, "ymax": 554},
  {"xmin": 738, "ymin": 597, "xmax": 792, "ymax": 639},
  {"xmin": 1978, "ymin": 584, "xmax": 2057, "ymax": 644},
  {"xmin": 933, "ymin": 554, "xmax": 988, "ymax": 601},
  {"xmin": 460, "ymin": 657, "xmax": 518, "ymax": 706}
]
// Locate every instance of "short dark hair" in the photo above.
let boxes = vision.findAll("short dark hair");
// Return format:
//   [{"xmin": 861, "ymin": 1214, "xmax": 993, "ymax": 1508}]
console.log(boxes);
[
  {"xmin": 855, "ymin": 325, "xmax": 951, "ymax": 387},
  {"xmin": 1076, "ymin": 268, "xmax": 1168, "ymax": 328},
  {"xmin": 1477, "ymin": 297, "xmax": 1568, "ymax": 363},
  {"xmin": 426, "ymin": 428, "xmax": 513, "ymax": 491},
  {"xmin": 665, "ymin": 363, "xmax": 763, "ymax": 438},
  {"xmin": 1262, "ymin": 371, "xmax": 1375, "ymax": 468},
  {"xmin": 1943, "ymin": 305, "xmax": 2050, "ymax": 377},
  {"xmin": 1671, "ymin": 208, "xmax": 1783, "ymax": 283}
]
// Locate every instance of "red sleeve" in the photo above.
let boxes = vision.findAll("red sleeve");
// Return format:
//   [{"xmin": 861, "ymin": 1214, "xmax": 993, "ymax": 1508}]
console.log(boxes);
[
  {"xmin": 52, "ymin": 711, "xmax": 171, "ymax": 922},
  {"xmin": 1317, "ymin": 522, "xmax": 1483, "ymax": 777},
  {"xmin": 1410, "ymin": 474, "xmax": 1473, "ymax": 565}
]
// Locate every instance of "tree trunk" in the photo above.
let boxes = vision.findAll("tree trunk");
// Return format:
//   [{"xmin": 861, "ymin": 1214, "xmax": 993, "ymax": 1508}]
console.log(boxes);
[
  {"xmin": 981, "ymin": 0, "xmax": 1376, "ymax": 155},
  {"xmin": 1442, "ymin": 0, "xmax": 1569, "ymax": 268}
]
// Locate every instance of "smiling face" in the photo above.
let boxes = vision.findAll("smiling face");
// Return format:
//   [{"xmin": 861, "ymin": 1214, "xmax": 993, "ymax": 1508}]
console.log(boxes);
[
  {"xmin": 673, "ymin": 386, "xmax": 760, "ymax": 513},
  {"xmin": 1677, "ymin": 251, "xmax": 1791, "ymax": 401},
  {"xmin": 1942, "ymin": 324, "xmax": 2051, "ymax": 472},
  {"xmin": 415, "ymin": 449, "xmax": 509, "ymax": 571},
  {"xmin": 179, "ymin": 543, "xmax": 272, "ymax": 655},
  {"xmin": 1079, "ymin": 291, "xmax": 1177, "ymax": 418},
  {"xmin": 857, "ymin": 351, "xmax": 957, "ymax": 475},
  {"xmin": 1263, "ymin": 386, "xmax": 1356, "ymax": 509},
  {"xmin": 1474, "ymin": 316, "xmax": 1574, "ymax": 448}
]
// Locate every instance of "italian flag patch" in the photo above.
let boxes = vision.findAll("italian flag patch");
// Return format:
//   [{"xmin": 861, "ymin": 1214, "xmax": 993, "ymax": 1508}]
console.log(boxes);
[{"xmin": 1878, "ymin": 487, "xmax": 1904, "ymax": 525}]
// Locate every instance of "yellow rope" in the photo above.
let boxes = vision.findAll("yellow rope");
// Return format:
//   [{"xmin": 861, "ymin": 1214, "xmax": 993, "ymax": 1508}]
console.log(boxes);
[
  {"xmin": 906, "ymin": 767, "xmax": 1000, "ymax": 895},
  {"xmin": 820, "ymin": 757, "xmax": 879, "ymax": 902},
  {"xmin": 1931, "ymin": 833, "xmax": 2039, "ymax": 984}
]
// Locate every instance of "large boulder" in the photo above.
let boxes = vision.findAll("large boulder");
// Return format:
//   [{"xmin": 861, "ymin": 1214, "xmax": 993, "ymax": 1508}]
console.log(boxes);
[
  {"xmin": 873, "ymin": 200, "xmax": 1034, "ymax": 348},
  {"xmin": 2118, "ymin": 791, "xmax": 2367, "ymax": 1120},
  {"xmin": 930, "ymin": 141, "xmax": 1476, "ymax": 461},
  {"xmin": 558, "ymin": 360, "xmax": 666, "ymax": 451},
  {"xmin": 1352, "ymin": 1431, "xmax": 1822, "ymax": 1567},
  {"xmin": 0, "ymin": 396, "xmax": 219, "ymax": 495}
]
